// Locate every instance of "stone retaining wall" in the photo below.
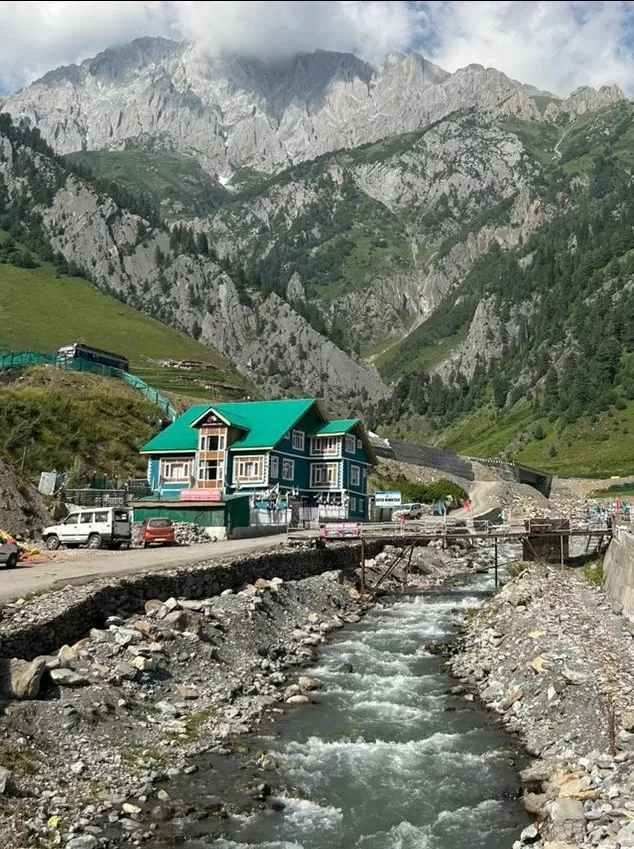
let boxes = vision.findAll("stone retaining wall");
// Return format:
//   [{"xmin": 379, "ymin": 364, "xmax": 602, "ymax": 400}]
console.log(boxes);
[
  {"xmin": 0, "ymin": 545, "xmax": 365, "ymax": 661},
  {"xmin": 0, "ymin": 537, "xmax": 435, "ymax": 661},
  {"xmin": 603, "ymin": 527, "xmax": 634, "ymax": 620}
]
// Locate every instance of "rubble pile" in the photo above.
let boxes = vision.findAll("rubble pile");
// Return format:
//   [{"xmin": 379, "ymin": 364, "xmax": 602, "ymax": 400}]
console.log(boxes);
[
  {"xmin": 173, "ymin": 522, "xmax": 216, "ymax": 545},
  {"xmin": 451, "ymin": 565, "xmax": 634, "ymax": 849}
]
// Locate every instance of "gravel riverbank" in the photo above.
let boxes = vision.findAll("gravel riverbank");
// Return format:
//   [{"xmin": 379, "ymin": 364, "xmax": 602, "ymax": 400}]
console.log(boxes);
[
  {"xmin": 0, "ymin": 540, "xmax": 479, "ymax": 849},
  {"xmin": 451, "ymin": 565, "xmax": 634, "ymax": 849}
]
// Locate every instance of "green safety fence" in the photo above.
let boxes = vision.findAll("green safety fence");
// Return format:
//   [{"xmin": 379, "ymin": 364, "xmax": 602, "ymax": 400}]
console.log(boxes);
[{"xmin": 0, "ymin": 350, "xmax": 177, "ymax": 421}]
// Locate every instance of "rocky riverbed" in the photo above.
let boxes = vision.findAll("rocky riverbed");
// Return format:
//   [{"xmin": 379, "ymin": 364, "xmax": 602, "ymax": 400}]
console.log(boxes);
[
  {"xmin": 451, "ymin": 564, "xmax": 634, "ymax": 849},
  {"xmin": 0, "ymin": 540, "xmax": 481, "ymax": 849}
]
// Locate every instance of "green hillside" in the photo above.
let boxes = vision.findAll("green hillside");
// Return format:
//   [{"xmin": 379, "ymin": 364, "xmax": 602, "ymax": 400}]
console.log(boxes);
[
  {"xmin": 0, "ymin": 368, "xmax": 159, "ymax": 480},
  {"xmin": 64, "ymin": 149, "xmax": 231, "ymax": 217},
  {"xmin": 0, "ymin": 244, "xmax": 249, "ymax": 401}
]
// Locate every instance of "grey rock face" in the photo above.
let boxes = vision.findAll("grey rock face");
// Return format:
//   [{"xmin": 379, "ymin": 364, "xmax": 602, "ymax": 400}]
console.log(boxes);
[{"xmin": 3, "ymin": 39, "xmax": 624, "ymax": 177}]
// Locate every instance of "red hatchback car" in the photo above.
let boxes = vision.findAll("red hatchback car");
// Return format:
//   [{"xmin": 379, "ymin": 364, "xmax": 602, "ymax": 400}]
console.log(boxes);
[{"xmin": 138, "ymin": 517, "xmax": 176, "ymax": 548}]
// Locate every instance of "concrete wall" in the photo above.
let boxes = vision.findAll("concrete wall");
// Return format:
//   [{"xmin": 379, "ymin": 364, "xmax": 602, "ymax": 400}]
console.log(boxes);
[{"xmin": 603, "ymin": 529, "xmax": 634, "ymax": 619}]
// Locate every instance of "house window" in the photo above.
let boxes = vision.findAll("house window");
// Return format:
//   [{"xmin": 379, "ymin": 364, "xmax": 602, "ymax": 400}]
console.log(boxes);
[
  {"xmin": 282, "ymin": 458, "xmax": 295, "ymax": 481},
  {"xmin": 363, "ymin": 467, "xmax": 368, "ymax": 481},
  {"xmin": 200, "ymin": 433, "xmax": 225, "ymax": 451},
  {"xmin": 198, "ymin": 460, "xmax": 224, "ymax": 482},
  {"xmin": 270, "ymin": 455, "xmax": 279, "ymax": 478},
  {"xmin": 161, "ymin": 459, "xmax": 191, "ymax": 482},
  {"xmin": 345, "ymin": 434, "xmax": 356, "ymax": 454},
  {"xmin": 311, "ymin": 436, "xmax": 339, "ymax": 456},
  {"xmin": 350, "ymin": 465, "xmax": 360, "ymax": 486},
  {"xmin": 292, "ymin": 430, "xmax": 305, "ymax": 451},
  {"xmin": 311, "ymin": 463, "xmax": 339, "ymax": 487},
  {"xmin": 349, "ymin": 496, "xmax": 357, "ymax": 512},
  {"xmin": 234, "ymin": 456, "xmax": 264, "ymax": 483},
  {"xmin": 284, "ymin": 431, "xmax": 291, "ymax": 440},
  {"xmin": 357, "ymin": 439, "xmax": 362, "ymax": 450}
]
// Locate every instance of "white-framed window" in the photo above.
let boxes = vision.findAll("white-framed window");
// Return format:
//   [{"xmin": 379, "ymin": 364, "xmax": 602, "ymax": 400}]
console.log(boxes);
[
  {"xmin": 161, "ymin": 459, "xmax": 192, "ymax": 482},
  {"xmin": 311, "ymin": 436, "xmax": 340, "ymax": 456},
  {"xmin": 284, "ymin": 431, "xmax": 291, "ymax": 440},
  {"xmin": 362, "ymin": 467, "xmax": 368, "ymax": 480},
  {"xmin": 345, "ymin": 434, "xmax": 356, "ymax": 454},
  {"xmin": 292, "ymin": 430, "xmax": 305, "ymax": 451},
  {"xmin": 349, "ymin": 496, "xmax": 357, "ymax": 512},
  {"xmin": 198, "ymin": 460, "xmax": 224, "ymax": 482},
  {"xmin": 234, "ymin": 456, "xmax": 264, "ymax": 482},
  {"xmin": 350, "ymin": 465, "xmax": 360, "ymax": 486},
  {"xmin": 282, "ymin": 458, "xmax": 295, "ymax": 480},
  {"xmin": 269, "ymin": 455, "xmax": 279, "ymax": 478},
  {"xmin": 200, "ymin": 433, "xmax": 225, "ymax": 452},
  {"xmin": 311, "ymin": 462, "xmax": 339, "ymax": 487}
]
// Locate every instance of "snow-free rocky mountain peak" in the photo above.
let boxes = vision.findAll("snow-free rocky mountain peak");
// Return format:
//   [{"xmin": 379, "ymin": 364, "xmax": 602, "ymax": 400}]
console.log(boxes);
[
  {"xmin": 1, "ymin": 38, "xmax": 632, "ymax": 454},
  {"xmin": 2, "ymin": 37, "xmax": 625, "ymax": 179}
]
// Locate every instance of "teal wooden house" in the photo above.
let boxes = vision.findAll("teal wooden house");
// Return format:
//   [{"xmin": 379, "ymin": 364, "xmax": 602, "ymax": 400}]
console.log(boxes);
[{"xmin": 139, "ymin": 398, "xmax": 377, "ymax": 519}]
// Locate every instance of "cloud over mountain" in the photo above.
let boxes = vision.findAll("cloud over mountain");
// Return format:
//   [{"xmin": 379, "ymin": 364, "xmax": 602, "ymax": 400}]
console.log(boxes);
[{"xmin": 1, "ymin": 1, "xmax": 633, "ymax": 96}]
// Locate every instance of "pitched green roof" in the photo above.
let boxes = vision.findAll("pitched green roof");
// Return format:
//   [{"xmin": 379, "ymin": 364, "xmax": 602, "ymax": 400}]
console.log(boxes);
[
  {"xmin": 141, "ymin": 398, "xmax": 318, "ymax": 453},
  {"xmin": 214, "ymin": 398, "xmax": 317, "ymax": 449},
  {"xmin": 309, "ymin": 419, "xmax": 359, "ymax": 436},
  {"xmin": 140, "ymin": 404, "xmax": 208, "ymax": 453}
]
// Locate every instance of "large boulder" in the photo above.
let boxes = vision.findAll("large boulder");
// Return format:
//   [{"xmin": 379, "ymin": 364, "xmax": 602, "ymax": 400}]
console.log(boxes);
[{"xmin": 2, "ymin": 657, "xmax": 47, "ymax": 699}]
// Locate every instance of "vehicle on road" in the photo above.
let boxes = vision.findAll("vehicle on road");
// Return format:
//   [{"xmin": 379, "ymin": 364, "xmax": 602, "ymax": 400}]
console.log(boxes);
[
  {"xmin": 0, "ymin": 541, "xmax": 19, "ymax": 568},
  {"xmin": 391, "ymin": 503, "xmax": 424, "ymax": 521},
  {"xmin": 137, "ymin": 517, "xmax": 176, "ymax": 548},
  {"xmin": 43, "ymin": 507, "xmax": 132, "ymax": 551}
]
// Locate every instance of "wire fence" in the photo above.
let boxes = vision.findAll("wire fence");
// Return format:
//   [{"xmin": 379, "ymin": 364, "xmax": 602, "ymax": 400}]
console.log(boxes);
[{"xmin": 0, "ymin": 350, "xmax": 177, "ymax": 421}]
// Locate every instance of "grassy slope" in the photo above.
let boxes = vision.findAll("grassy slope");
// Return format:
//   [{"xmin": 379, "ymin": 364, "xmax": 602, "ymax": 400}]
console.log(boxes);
[
  {"xmin": 0, "ymin": 368, "xmax": 159, "ymax": 479},
  {"xmin": 403, "ymin": 398, "xmax": 634, "ymax": 478},
  {"xmin": 64, "ymin": 149, "xmax": 230, "ymax": 215},
  {"xmin": 0, "ymin": 255, "xmax": 249, "ymax": 400}
]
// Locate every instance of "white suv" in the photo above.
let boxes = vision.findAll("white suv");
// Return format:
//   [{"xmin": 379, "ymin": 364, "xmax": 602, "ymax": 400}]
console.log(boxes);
[
  {"xmin": 43, "ymin": 507, "xmax": 132, "ymax": 551},
  {"xmin": 391, "ymin": 503, "xmax": 424, "ymax": 521}
]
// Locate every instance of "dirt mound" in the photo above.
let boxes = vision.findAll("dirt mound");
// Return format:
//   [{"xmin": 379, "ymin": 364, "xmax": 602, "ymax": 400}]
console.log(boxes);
[{"xmin": 0, "ymin": 460, "xmax": 50, "ymax": 538}]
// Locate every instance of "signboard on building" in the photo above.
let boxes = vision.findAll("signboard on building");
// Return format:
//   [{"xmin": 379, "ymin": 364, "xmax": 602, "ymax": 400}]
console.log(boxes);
[
  {"xmin": 179, "ymin": 488, "xmax": 222, "ymax": 502},
  {"xmin": 374, "ymin": 490, "xmax": 402, "ymax": 508}
]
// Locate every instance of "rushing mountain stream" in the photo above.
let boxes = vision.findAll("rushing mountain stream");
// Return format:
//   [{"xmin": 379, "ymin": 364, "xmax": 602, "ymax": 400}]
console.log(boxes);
[{"xmin": 172, "ymin": 561, "xmax": 530, "ymax": 849}]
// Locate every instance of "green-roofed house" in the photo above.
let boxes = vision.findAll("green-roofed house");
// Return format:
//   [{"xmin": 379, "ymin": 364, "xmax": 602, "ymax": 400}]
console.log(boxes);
[{"xmin": 139, "ymin": 398, "xmax": 376, "ymax": 519}]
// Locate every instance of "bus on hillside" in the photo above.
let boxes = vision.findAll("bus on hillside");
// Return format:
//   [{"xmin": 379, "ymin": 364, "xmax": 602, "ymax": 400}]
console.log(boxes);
[{"xmin": 56, "ymin": 343, "xmax": 129, "ymax": 373}]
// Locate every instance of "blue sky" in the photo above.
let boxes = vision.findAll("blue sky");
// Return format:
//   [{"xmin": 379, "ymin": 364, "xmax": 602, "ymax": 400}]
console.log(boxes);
[{"xmin": 1, "ymin": 1, "xmax": 634, "ymax": 96}]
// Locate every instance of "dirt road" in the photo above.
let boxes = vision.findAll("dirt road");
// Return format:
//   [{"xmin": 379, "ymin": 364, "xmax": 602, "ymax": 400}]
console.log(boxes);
[{"xmin": 0, "ymin": 535, "xmax": 288, "ymax": 602}]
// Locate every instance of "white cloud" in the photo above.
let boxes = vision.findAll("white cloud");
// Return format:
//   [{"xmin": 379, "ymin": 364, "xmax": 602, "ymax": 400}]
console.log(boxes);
[
  {"xmin": 0, "ymin": 0, "xmax": 633, "ymax": 96},
  {"xmin": 423, "ymin": 1, "xmax": 634, "ymax": 95},
  {"xmin": 0, "ymin": 1, "xmax": 424, "ymax": 92}
]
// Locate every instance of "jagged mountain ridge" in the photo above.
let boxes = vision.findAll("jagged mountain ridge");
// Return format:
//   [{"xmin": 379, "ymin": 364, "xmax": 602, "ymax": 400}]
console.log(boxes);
[
  {"xmin": 0, "ymin": 116, "xmax": 386, "ymax": 410},
  {"xmin": 1, "ymin": 37, "xmax": 625, "ymax": 179},
  {"xmin": 1, "ymin": 38, "xmax": 633, "ymax": 468}
]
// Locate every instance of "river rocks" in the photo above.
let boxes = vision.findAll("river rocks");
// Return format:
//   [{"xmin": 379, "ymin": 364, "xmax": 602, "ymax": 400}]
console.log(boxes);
[
  {"xmin": 3, "ymin": 656, "xmax": 47, "ymax": 699},
  {"xmin": 65, "ymin": 837, "xmax": 99, "ymax": 849},
  {"xmin": 0, "ymin": 544, "xmax": 442, "ymax": 847},
  {"xmin": 285, "ymin": 694, "xmax": 311, "ymax": 706},
  {"xmin": 452, "ymin": 564, "xmax": 634, "ymax": 849},
  {"xmin": 298, "ymin": 676, "xmax": 324, "ymax": 692},
  {"xmin": 162, "ymin": 610, "xmax": 202, "ymax": 634},
  {"xmin": 49, "ymin": 668, "xmax": 89, "ymax": 687},
  {"xmin": 0, "ymin": 767, "xmax": 11, "ymax": 794}
]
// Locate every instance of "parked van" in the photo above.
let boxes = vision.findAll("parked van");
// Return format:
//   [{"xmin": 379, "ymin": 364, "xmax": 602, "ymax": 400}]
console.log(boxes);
[{"xmin": 42, "ymin": 508, "xmax": 132, "ymax": 550}]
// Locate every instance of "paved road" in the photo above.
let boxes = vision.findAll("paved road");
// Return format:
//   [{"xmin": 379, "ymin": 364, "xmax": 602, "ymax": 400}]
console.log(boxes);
[{"xmin": 0, "ymin": 535, "xmax": 288, "ymax": 602}]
